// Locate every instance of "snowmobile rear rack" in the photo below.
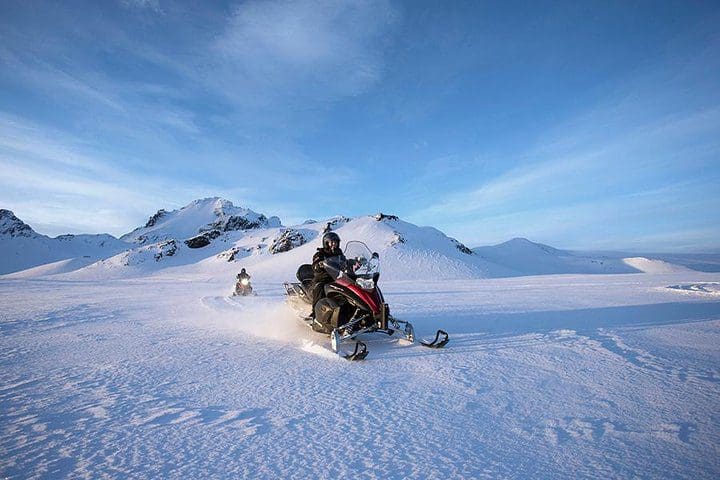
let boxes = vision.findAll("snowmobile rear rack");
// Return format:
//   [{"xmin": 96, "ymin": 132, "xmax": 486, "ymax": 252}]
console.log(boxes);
[
  {"xmin": 420, "ymin": 329, "xmax": 449, "ymax": 349},
  {"xmin": 343, "ymin": 341, "xmax": 368, "ymax": 361}
]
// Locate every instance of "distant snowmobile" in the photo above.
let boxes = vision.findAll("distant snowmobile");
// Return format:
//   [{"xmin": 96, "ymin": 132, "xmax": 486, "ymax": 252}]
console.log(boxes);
[
  {"xmin": 233, "ymin": 275, "xmax": 254, "ymax": 296},
  {"xmin": 284, "ymin": 240, "xmax": 448, "ymax": 360}
]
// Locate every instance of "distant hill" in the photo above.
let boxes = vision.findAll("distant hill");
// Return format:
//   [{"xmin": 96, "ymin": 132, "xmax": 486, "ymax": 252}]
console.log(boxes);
[
  {"xmin": 472, "ymin": 238, "xmax": 640, "ymax": 276},
  {"xmin": 0, "ymin": 209, "xmax": 129, "ymax": 275}
]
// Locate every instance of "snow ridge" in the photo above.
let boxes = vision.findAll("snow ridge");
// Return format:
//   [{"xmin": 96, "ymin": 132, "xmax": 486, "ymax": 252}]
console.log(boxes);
[{"xmin": 2, "ymin": 201, "xmax": 717, "ymax": 279}]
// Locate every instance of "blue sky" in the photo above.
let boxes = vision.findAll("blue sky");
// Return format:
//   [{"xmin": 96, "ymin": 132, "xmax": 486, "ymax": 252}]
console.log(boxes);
[{"xmin": 1, "ymin": 0, "xmax": 718, "ymax": 252}]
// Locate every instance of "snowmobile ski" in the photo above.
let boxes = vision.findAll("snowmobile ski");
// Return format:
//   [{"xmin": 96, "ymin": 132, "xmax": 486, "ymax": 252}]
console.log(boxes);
[
  {"xmin": 343, "ymin": 341, "xmax": 369, "ymax": 361},
  {"xmin": 420, "ymin": 329, "xmax": 449, "ymax": 349}
]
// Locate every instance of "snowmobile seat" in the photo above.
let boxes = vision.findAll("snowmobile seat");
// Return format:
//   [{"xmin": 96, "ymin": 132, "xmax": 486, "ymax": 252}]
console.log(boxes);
[{"xmin": 296, "ymin": 264, "xmax": 314, "ymax": 287}]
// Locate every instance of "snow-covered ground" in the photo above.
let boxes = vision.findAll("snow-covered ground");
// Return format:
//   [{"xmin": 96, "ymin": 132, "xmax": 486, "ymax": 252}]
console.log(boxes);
[
  {"xmin": 2, "ymin": 268, "xmax": 719, "ymax": 479},
  {"xmin": 2, "ymin": 199, "xmax": 719, "ymax": 477}
]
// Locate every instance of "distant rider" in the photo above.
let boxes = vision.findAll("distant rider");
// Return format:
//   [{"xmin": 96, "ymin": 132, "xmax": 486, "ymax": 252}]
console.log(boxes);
[
  {"xmin": 237, "ymin": 268, "xmax": 250, "ymax": 282},
  {"xmin": 310, "ymin": 232, "xmax": 345, "ymax": 316},
  {"xmin": 235, "ymin": 268, "xmax": 252, "ymax": 295}
]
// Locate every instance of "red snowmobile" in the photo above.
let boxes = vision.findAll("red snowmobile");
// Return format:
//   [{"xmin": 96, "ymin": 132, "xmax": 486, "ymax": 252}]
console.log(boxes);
[{"xmin": 284, "ymin": 241, "xmax": 448, "ymax": 360}]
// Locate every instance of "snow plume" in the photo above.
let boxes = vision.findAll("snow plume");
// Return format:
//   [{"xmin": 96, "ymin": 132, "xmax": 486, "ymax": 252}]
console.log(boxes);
[
  {"xmin": 201, "ymin": 295, "xmax": 306, "ymax": 344},
  {"xmin": 200, "ymin": 294, "xmax": 342, "ymax": 360}
]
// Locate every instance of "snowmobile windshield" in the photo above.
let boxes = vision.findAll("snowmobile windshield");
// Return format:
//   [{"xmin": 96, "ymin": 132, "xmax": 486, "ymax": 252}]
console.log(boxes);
[
  {"xmin": 322, "ymin": 241, "xmax": 379, "ymax": 282},
  {"xmin": 322, "ymin": 255, "xmax": 348, "ymax": 280},
  {"xmin": 344, "ymin": 241, "xmax": 379, "ymax": 278}
]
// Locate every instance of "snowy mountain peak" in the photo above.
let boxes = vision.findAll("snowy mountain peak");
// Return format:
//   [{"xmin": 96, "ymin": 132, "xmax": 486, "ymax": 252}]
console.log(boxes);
[
  {"xmin": 120, "ymin": 198, "xmax": 282, "ymax": 245},
  {"xmin": 186, "ymin": 197, "xmax": 232, "ymax": 215},
  {"xmin": 0, "ymin": 209, "xmax": 37, "ymax": 238},
  {"xmin": 209, "ymin": 197, "xmax": 234, "ymax": 213},
  {"xmin": 506, "ymin": 237, "xmax": 535, "ymax": 245},
  {"xmin": 492, "ymin": 237, "xmax": 564, "ymax": 255}
]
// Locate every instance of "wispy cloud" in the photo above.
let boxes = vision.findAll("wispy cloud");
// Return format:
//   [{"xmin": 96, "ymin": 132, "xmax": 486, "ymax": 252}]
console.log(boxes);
[
  {"xmin": 0, "ymin": 115, "xmax": 254, "ymax": 235},
  {"xmin": 0, "ymin": 0, "xmax": 393, "ymax": 223},
  {"xmin": 0, "ymin": 110, "xmax": 363, "ymax": 235},
  {"xmin": 120, "ymin": 0, "xmax": 164, "ymax": 14},
  {"xmin": 415, "ymin": 103, "xmax": 720, "ymax": 218},
  {"xmin": 407, "ymin": 91, "xmax": 720, "ymax": 251},
  {"xmin": 446, "ymin": 178, "xmax": 719, "ymax": 248},
  {"xmin": 214, "ymin": 0, "xmax": 398, "ymax": 104}
]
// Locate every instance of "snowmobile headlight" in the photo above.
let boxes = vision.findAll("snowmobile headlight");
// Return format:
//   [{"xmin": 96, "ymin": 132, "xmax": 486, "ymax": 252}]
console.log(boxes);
[
  {"xmin": 357, "ymin": 277, "xmax": 374, "ymax": 290},
  {"xmin": 241, "ymin": 278, "xmax": 249, "ymax": 285}
]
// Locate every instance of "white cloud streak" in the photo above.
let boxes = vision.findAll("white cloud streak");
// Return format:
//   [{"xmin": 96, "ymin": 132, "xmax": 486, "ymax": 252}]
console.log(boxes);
[
  {"xmin": 121, "ymin": 0, "xmax": 164, "ymax": 13},
  {"xmin": 406, "ymin": 96, "xmax": 720, "ymax": 251},
  {"xmin": 0, "ymin": 115, "xmax": 252, "ymax": 235},
  {"xmin": 0, "ymin": 0, "xmax": 394, "ymax": 210},
  {"xmin": 213, "ymin": 0, "xmax": 398, "ymax": 104},
  {"xmin": 415, "ymin": 105, "xmax": 720, "ymax": 220}
]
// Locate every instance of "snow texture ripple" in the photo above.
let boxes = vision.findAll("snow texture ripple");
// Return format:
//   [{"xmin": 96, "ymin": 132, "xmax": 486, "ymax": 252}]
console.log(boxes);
[{"xmin": 2, "ymin": 271, "xmax": 720, "ymax": 479}]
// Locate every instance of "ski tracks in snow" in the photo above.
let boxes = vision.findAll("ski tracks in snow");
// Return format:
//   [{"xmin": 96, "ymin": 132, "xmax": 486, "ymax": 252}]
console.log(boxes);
[
  {"xmin": 438, "ymin": 324, "xmax": 718, "ymax": 474},
  {"xmin": 592, "ymin": 328, "xmax": 720, "ymax": 384},
  {"xmin": 666, "ymin": 282, "xmax": 720, "ymax": 296}
]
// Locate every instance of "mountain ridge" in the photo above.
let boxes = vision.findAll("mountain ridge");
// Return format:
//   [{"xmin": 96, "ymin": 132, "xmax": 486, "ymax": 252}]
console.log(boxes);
[{"xmin": 2, "ymin": 199, "xmax": 717, "ymax": 278}]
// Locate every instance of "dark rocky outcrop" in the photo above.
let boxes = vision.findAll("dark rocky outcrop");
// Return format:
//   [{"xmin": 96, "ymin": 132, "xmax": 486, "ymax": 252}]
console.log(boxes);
[
  {"xmin": 452, "ymin": 239, "xmax": 474, "ymax": 255},
  {"xmin": 0, "ymin": 210, "xmax": 35, "ymax": 238},
  {"xmin": 270, "ymin": 229, "xmax": 308, "ymax": 254},
  {"xmin": 217, "ymin": 246, "xmax": 242, "ymax": 262},
  {"xmin": 208, "ymin": 215, "xmax": 260, "ymax": 232},
  {"xmin": 375, "ymin": 213, "xmax": 399, "ymax": 221},
  {"xmin": 185, "ymin": 230, "xmax": 222, "ymax": 249},
  {"xmin": 154, "ymin": 240, "xmax": 178, "ymax": 261},
  {"xmin": 185, "ymin": 235, "xmax": 211, "ymax": 249},
  {"xmin": 145, "ymin": 209, "xmax": 167, "ymax": 228}
]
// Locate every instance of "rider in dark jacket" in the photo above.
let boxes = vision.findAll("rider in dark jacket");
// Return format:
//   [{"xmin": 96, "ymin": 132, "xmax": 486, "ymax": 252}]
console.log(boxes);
[
  {"xmin": 235, "ymin": 268, "xmax": 252, "ymax": 295},
  {"xmin": 310, "ymin": 232, "xmax": 345, "ymax": 315},
  {"xmin": 237, "ymin": 268, "xmax": 250, "ymax": 281}
]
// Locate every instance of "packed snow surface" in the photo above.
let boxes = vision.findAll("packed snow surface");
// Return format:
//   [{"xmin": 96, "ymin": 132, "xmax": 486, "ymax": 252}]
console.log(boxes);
[
  {"xmin": 2, "ymin": 267, "xmax": 719, "ymax": 479},
  {"xmin": 2, "ymin": 202, "xmax": 719, "ymax": 478}
]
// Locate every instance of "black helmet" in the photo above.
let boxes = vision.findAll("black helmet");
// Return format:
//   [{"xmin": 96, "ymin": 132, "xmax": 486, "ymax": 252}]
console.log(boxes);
[
  {"xmin": 322, "ymin": 232, "xmax": 340, "ymax": 250},
  {"xmin": 240, "ymin": 268, "xmax": 246, "ymax": 274}
]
